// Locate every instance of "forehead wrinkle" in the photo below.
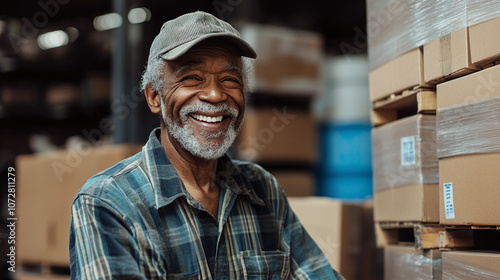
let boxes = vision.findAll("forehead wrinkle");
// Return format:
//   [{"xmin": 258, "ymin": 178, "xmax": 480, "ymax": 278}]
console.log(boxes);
[
  {"xmin": 173, "ymin": 59, "xmax": 243, "ymax": 80},
  {"xmin": 172, "ymin": 60, "xmax": 204, "ymax": 77}
]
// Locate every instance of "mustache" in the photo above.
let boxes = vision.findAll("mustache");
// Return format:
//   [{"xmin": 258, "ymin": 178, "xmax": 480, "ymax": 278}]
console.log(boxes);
[{"xmin": 180, "ymin": 103, "xmax": 239, "ymax": 120}]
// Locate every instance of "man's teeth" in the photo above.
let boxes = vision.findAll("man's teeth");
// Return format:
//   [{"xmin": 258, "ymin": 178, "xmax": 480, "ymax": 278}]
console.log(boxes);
[{"xmin": 191, "ymin": 114, "xmax": 223, "ymax": 123}]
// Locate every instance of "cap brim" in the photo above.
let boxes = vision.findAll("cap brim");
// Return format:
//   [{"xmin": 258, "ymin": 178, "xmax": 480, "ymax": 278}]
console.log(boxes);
[{"xmin": 159, "ymin": 33, "xmax": 257, "ymax": 60}]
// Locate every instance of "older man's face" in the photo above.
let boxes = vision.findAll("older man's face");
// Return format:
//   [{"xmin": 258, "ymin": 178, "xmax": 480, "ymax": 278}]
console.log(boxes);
[{"xmin": 160, "ymin": 41, "xmax": 245, "ymax": 160}]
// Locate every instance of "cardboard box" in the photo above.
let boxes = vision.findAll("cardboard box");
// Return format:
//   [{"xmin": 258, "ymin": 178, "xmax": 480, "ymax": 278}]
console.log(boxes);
[
  {"xmin": 437, "ymin": 63, "xmax": 500, "ymax": 109},
  {"xmin": 288, "ymin": 197, "xmax": 363, "ymax": 280},
  {"xmin": 374, "ymin": 184, "xmax": 439, "ymax": 222},
  {"xmin": 367, "ymin": 0, "xmax": 500, "ymax": 70},
  {"xmin": 17, "ymin": 145, "xmax": 141, "ymax": 266},
  {"xmin": 239, "ymin": 23, "xmax": 322, "ymax": 96},
  {"xmin": 236, "ymin": 108, "xmax": 317, "ymax": 163},
  {"xmin": 372, "ymin": 115, "xmax": 439, "ymax": 222},
  {"xmin": 442, "ymin": 251, "xmax": 500, "ymax": 279},
  {"xmin": 424, "ymin": 28, "xmax": 479, "ymax": 84},
  {"xmin": 437, "ymin": 64, "xmax": 500, "ymax": 225},
  {"xmin": 384, "ymin": 245, "xmax": 441, "ymax": 280},
  {"xmin": 439, "ymin": 153, "xmax": 500, "ymax": 225},
  {"xmin": 360, "ymin": 201, "xmax": 384, "ymax": 280},
  {"xmin": 271, "ymin": 170, "xmax": 314, "ymax": 197},
  {"xmin": 470, "ymin": 16, "xmax": 500, "ymax": 66},
  {"xmin": 369, "ymin": 47, "xmax": 425, "ymax": 102}
]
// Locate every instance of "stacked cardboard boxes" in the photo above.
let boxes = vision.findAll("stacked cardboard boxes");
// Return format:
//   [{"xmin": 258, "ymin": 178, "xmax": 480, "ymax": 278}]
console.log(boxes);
[
  {"xmin": 365, "ymin": 43, "xmax": 439, "ymax": 278},
  {"xmin": 235, "ymin": 23, "xmax": 323, "ymax": 197},
  {"xmin": 368, "ymin": 0, "xmax": 500, "ymax": 277},
  {"xmin": 384, "ymin": 245, "xmax": 441, "ymax": 279},
  {"xmin": 372, "ymin": 114, "xmax": 439, "ymax": 223},
  {"xmin": 437, "ymin": 64, "xmax": 500, "ymax": 226},
  {"xmin": 368, "ymin": 20, "xmax": 440, "ymax": 230},
  {"xmin": 370, "ymin": 61, "xmax": 441, "ymax": 278},
  {"xmin": 237, "ymin": 23, "xmax": 322, "ymax": 96},
  {"xmin": 441, "ymin": 251, "xmax": 500, "ymax": 279},
  {"xmin": 435, "ymin": 16, "xmax": 500, "ymax": 280},
  {"xmin": 366, "ymin": 0, "xmax": 500, "ymax": 70},
  {"xmin": 16, "ymin": 145, "xmax": 141, "ymax": 279},
  {"xmin": 289, "ymin": 197, "xmax": 381, "ymax": 280}
]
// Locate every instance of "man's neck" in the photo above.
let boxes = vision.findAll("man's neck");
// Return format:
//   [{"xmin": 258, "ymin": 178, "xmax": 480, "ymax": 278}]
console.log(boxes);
[{"xmin": 159, "ymin": 126, "xmax": 220, "ymax": 219}]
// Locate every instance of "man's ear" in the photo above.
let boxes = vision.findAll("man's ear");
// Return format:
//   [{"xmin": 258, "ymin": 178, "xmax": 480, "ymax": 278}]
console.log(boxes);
[{"xmin": 144, "ymin": 84, "xmax": 161, "ymax": 114}]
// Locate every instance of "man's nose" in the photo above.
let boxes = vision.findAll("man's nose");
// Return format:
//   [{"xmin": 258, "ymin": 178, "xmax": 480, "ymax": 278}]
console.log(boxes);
[{"xmin": 198, "ymin": 78, "xmax": 227, "ymax": 103}]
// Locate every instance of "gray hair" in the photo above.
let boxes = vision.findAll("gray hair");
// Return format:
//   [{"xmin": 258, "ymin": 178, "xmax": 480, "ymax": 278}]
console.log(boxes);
[{"xmin": 140, "ymin": 57, "xmax": 255, "ymax": 96}]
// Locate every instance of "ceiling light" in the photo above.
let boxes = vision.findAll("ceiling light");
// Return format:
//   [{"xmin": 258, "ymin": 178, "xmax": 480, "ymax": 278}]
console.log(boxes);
[
  {"xmin": 93, "ymin": 13, "xmax": 122, "ymax": 31},
  {"xmin": 37, "ymin": 30, "xmax": 69, "ymax": 50},
  {"xmin": 128, "ymin": 7, "xmax": 151, "ymax": 24}
]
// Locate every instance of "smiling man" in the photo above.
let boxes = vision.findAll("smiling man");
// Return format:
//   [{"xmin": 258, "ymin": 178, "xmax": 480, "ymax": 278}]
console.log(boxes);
[{"xmin": 70, "ymin": 11, "xmax": 344, "ymax": 280}]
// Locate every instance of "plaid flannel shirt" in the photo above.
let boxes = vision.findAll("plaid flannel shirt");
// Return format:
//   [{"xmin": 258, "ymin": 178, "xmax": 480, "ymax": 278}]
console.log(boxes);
[{"xmin": 70, "ymin": 128, "xmax": 342, "ymax": 279}]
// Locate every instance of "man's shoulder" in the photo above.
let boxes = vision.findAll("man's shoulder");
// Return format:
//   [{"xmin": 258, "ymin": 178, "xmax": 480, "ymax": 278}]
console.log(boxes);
[{"xmin": 76, "ymin": 151, "xmax": 144, "ymax": 199}]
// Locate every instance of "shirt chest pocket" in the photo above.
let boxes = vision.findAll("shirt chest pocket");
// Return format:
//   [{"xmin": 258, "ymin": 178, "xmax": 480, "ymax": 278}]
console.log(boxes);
[{"xmin": 240, "ymin": 250, "xmax": 291, "ymax": 280}]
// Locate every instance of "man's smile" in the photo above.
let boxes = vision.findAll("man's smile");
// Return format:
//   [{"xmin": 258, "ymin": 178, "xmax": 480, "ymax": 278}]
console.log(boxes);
[
  {"xmin": 190, "ymin": 113, "xmax": 224, "ymax": 123},
  {"xmin": 187, "ymin": 111, "xmax": 234, "ymax": 135}
]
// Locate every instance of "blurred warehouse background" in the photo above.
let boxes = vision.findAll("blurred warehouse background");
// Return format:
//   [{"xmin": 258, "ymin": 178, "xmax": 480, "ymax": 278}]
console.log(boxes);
[{"xmin": 0, "ymin": 1, "xmax": 378, "ymax": 279}]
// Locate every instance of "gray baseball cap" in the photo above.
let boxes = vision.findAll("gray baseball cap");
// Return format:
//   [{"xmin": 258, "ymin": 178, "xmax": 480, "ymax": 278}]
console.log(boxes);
[{"xmin": 147, "ymin": 11, "xmax": 257, "ymax": 63}]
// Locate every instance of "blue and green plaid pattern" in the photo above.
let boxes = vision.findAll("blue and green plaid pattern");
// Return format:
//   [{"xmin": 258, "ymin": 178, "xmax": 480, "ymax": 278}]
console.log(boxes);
[{"xmin": 70, "ymin": 128, "xmax": 340, "ymax": 279}]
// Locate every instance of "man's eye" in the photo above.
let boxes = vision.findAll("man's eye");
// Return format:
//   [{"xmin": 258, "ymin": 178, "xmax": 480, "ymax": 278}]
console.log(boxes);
[
  {"xmin": 181, "ymin": 75, "xmax": 201, "ymax": 81},
  {"xmin": 222, "ymin": 77, "xmax": 241, "ymax": 84}
]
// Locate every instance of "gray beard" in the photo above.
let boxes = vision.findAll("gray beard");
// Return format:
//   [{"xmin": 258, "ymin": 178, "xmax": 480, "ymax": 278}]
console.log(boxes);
[{"xmin": 161, "ymin": 98, "xmax": 240, "ymax": 160}]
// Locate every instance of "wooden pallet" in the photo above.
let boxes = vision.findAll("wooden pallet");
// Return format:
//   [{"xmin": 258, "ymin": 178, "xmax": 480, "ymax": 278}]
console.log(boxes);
[
  {"xmin": 482, "ymin": 59, "xmax": 500, "ymax": 70},
  {"xmin": 439, "ymin": 225, "xmax": 500, "ymax": 250},
  {"xmin": 377, "ymin": 222, "xmax": 500, "ymax": 250},
  {"xmin": 371, "ymin": 87, "xmax": 436, "ymax": 126},
  {"xmin": 375, "ymin": 221, "xmax": 444, "ymax": 250}
]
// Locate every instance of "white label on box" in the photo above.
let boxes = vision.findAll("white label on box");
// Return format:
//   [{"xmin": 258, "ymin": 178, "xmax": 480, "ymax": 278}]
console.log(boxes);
[
  {"xmin": 443, "ymin": 182, "xmax": 455, "ymax": 219},
  {"xmin": 401, "ymin": 136, "xmax": 416, "ymax": 166}
]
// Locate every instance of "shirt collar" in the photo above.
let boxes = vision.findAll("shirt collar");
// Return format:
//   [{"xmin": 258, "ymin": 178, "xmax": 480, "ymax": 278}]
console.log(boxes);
[
  {"xmin": 215, "ymin": 154, "xmax": 265, "ymax": 206},
  {"xmin": 142, "ymin": 128, "xmax": 265, "ymax": 210}
]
